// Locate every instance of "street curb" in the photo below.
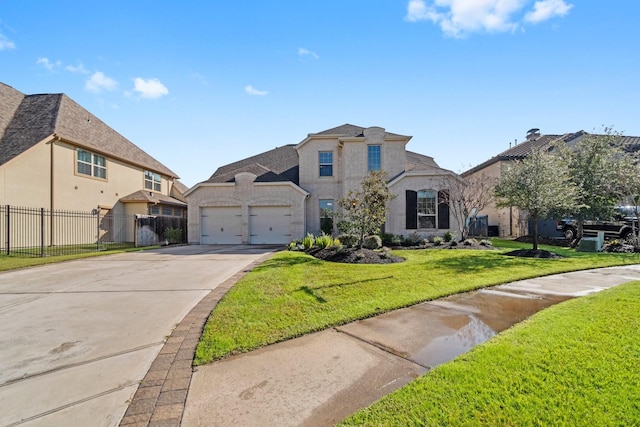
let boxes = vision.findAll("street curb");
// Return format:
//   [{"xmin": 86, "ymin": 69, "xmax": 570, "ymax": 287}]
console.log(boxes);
[{"xmin": 118, "ymin": 252, "xmax": 275, "ymax": 427}]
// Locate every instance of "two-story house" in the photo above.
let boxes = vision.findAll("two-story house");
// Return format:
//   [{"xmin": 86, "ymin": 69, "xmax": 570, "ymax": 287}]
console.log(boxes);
[
  {"xmin": 0, "ymin": 82, "xmax": 186, "ymax": 244},
  {"xmin": 186, "ymin": 124, "xmax": 459, "ymax": 244}
]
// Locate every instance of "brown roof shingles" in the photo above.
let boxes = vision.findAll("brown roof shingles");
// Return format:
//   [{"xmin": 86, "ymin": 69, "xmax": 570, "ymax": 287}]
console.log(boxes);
[{"xmin": 0, "ymin": 82, "xmax": 178, "ymax": 178}]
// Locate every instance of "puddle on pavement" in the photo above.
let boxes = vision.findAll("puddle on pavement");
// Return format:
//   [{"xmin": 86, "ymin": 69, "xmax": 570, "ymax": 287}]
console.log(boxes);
[
  {"xmin": 410, "ymin": 288, "xmax": 573, "ymax": 368},
  {"xmin": 414, "ymin": 314, "xmax": 496, "ymax": 367},
  {"xmin": 340, "ymin": 286, "xmax": 575, "ymax": 370}
]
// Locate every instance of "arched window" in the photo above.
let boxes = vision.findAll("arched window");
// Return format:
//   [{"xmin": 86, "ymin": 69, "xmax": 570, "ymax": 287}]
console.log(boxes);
[{"xmin": 417, "ymin": 190, "xmax": 436, "ymax": 229}]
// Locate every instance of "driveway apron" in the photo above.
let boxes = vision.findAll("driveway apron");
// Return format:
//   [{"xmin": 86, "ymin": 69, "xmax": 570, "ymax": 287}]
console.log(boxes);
[{"xmin": 0, "ymin": 245, "xmax": 277, "ymax": 427}]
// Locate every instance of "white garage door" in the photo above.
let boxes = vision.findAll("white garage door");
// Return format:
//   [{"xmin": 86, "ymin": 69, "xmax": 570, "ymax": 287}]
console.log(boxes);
[
  {"xmin": 200, "ymin": 206, "xmax": 242, "ymax": 244},
  {"xmin": 249, "ymin": 206, "xmax": 292, "ymax": 244}
]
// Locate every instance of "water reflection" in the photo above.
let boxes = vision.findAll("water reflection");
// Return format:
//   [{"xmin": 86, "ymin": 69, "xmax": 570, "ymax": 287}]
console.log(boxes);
[{"xmin": 414, "ymin": 314, "xmax": 496, "ymax": 368}]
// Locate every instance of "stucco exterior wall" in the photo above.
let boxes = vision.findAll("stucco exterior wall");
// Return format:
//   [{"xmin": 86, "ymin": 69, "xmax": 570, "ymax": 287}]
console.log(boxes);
[
  {"xmin": 0, "ymin": 139, "xmax": 174, "ymax": 213},
  {"xmin": 186, "ymin": 173, "xmax": 307, "ymax": 244},
  {"xmin": 0, "ymin": 139, "xmax": 52, "ymax": 208},
  {"xmin": 387, "ymin": 173, "xmax": 456, "ymax": 239}
]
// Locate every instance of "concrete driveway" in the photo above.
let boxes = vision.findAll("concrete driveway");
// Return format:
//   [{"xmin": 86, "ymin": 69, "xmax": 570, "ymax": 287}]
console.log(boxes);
[{"xmin": 0, "ymin": 245, "xmax": 276, "ymax": 427}]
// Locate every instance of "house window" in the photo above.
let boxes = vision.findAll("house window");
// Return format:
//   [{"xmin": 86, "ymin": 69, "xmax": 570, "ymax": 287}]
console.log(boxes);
[
  {"xmin": 319, "ymin": 199, "xmax": 334, "ymax": 234},
  {"xmin": 406, "ymin": 190, "xmax": 450, "ymax": 230},
  {"xmin": 368, "ymin": 145, "xmax": 381, "ymax": 171},
  {"xmin": 77, "ymin": 149, "xmax": 106, "ymax": 179},
  {"xmin": 174, "ymin": 208, "xmax": 182, "ymax": 217},
  {"xmin": 145, "ymin": 171, "xmax": 161, "ymax": 192},
  {"xmin": 161, "ymin": 207, "xmax": 172, "ymax": 216},
  {"xmin": 417, "ymin": 190, "xmax": 437, "ymax": 229},
  {"xmin": 150, "ymin": 206, "xmax": 160, "ymax": 215},
  {"xmin": 319, "ymin": 151, "xmax": 333, "ymax": 177}
]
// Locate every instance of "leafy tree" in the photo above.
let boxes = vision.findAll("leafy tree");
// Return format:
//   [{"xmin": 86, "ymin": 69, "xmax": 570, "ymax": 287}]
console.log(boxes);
[
  {"xmin": 494, "ymin": 146, "xmax": 579, "ymax": 251},
  {"xmin": 565, "ymin": 129, "xmax": 632, "ymax": 241},
  {"xmin": 337, "ymin": 170, "xmax": 395, "ymax": 247},
  {"xmin": 441, "ymin": 172, "xmax": 495, "ymax": 241}
]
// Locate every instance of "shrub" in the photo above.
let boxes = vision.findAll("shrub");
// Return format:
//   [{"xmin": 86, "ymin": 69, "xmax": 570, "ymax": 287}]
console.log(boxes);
[
  {"xmin": 302, "ymin": 233, "xmax": 315, "ymax": 250},
  {"xmin": 363, "ymin": 235, "xmax": 382, "ymax": 249},
  {"xmin": 337, "ymin": 234, "xmax": 359, "ymax": 248},
  {"xmin": 288, "ymin": 241, "xmax": 298, "ymax": 251},
  {"xmin": 443, "ymin": 231, "xmax": 454, "ymax": 242},
  {"xmin": 164, "ymin": 228, "xmax": 182, "ymax": 244},
  {"xmin": 449, "ymin": 240, "xmax": 458, "ymax": 247},
  {"xmin": 480, "ymin": 239, "xmax": 492, "ymax": 246},
  {"xmin": 380, "ymin": 233, "xmax": 396, "ymax": 246},
  {"xmin": 315, "ymin": 233, "xmax": 333, "ymax": 249},
  {"xmin": 464, "ymin": 238, "xmax": 479, "ymax": 246},
  {"xmin": 380, "ymin": 247, "xmax": 391, "ymax": 258},
  {"xmin": 403, "ymin": 232, "xmax": 422, "ymax": 247},
  {"xmin": 432, "ymin": 236, "xmax": 443, "ymax": 246}
]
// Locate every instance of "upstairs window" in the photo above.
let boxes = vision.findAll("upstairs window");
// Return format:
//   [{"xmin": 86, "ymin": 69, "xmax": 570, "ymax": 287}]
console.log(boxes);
[
  {"xmin": 145, "ymin": 171, "xmax": 161, "ymax": 192},
  {"xmin": 77, "ymin": 149, "xmax": 106, "ymax": 179},
  {"xmin": 319, "ymin": 151, "xmax": 333, "ymax": 177},
  {"xmin": 368, "ymin": 145, "xmax": 381, "ymax": 171}
]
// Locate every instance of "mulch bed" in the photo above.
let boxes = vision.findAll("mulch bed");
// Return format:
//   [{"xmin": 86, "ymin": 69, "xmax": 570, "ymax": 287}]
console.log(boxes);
[{"xmin": 503, "ymin": 249, "xmax": 564, "ymax": 259}]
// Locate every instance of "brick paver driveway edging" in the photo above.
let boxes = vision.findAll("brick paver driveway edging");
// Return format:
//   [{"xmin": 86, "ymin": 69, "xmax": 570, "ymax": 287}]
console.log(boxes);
[{"xmin": 119, "ymin": 253, "xmax": 273, "ymax": 427}]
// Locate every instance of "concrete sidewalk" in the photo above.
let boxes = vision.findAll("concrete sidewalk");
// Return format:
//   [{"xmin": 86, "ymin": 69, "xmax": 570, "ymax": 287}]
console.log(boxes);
[{"xmin": 179, "ymin": 265, "xmax": 640, "ymax": 427}]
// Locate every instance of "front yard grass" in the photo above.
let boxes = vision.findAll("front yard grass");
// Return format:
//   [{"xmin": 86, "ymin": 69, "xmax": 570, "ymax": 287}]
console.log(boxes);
[
  {"xmin": 340, "ymin": 281, "xmax": 640, "ymax": 426},
  {"xmin": 194, "ymin": 239, "xmax": 640, "ymax": 364}
]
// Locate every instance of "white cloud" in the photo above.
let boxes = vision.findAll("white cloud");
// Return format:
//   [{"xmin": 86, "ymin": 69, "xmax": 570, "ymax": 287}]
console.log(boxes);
[
  {"xmin": 406, "ymin": 0, "xmax": 572, "ymax": 37},
  {"xmin": 0, "ymin": 33, "xmax": 15, "ymax": 50},
  {"xmin": 525, "ymin": 0, "xmax": 573, "ymax": 23},
  {"xmin": 36, "ymin": 57, "xmax": 62, "ymax": 72},
  {"xmin": 298, "ymin": 47, "xmax": 319, "ymax": 59},
  {"xmin": 85, "ymin": 71, "xmax": 118, "ymax": 93},
  {"xmin": 133, "ymin": 77, "xmax": 169, "ymax": 99},
  {"xmin": 65, "ymin": 62, "xmax": 89, "ymax": 74},
  {"xmin": 245, "ymin": 85, "xmax": 268, "ymax": 96}
]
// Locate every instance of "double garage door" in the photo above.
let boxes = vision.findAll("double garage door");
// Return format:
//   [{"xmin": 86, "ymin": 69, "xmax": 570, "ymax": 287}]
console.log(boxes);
[{"xmin": 200, "ymin": 206, "xmax": 292, "ymax": 244}]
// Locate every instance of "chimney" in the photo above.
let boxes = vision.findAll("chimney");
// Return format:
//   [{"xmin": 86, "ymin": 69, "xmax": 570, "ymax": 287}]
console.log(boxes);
[{"xmin": 526, "ymin": 128, "xmax": 541, "ymax": 141}]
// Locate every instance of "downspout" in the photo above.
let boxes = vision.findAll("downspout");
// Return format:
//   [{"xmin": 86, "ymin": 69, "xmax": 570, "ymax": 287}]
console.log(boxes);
[{"xmin": 50, "ymin": 136, "xmax": 57, "ymax": 245}]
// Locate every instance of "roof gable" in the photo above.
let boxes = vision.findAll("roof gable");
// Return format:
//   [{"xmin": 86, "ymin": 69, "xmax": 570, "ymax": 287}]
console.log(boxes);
[
  {"xmin": 0, "ymin": 83, "xmax": 177, "ymax": 177},
  {"xmin": 311, "ymin": 123, "xmax": 409, "ymax": 139}
]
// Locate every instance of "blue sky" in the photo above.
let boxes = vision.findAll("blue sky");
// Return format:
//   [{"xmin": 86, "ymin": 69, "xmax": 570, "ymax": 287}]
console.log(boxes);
[{"xmin": 2, "ymin": 1, "xmax": 639, "ymax": 187}]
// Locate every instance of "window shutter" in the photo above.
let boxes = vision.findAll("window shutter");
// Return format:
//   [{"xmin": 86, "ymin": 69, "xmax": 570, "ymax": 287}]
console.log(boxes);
[
  {"xmin": 406, "ymin": 190, "xmax": 417, "ymax": 229},
  {"xmin": 437, "ymin": 190, "xmax": 450, "ymax": 229}
]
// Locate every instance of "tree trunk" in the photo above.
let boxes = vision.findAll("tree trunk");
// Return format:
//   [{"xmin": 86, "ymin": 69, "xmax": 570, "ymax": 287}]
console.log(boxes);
[{"xmin": 532, "ymin": 219, "xmax": 539, "ymax": 251}]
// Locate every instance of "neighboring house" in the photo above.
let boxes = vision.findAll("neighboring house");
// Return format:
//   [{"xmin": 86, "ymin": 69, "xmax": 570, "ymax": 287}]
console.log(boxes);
[
  {"xmin": 186, "ymin": 124, "xmax": 459, "ymax": 244},
  {"xmin": 0, "ymin": 82, "xmax": 187, "ymax": 241},
  {"xmin": 462, "ymin": 128, "xmax": 640, "ymax": 237}
]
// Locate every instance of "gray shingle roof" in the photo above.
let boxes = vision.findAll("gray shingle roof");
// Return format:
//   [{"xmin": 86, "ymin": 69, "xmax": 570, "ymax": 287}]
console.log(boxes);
[
  {"xmin": 462, "ymin": 131, "xmax": 585, "ymax": 176},
  {"xmin": 119, "ymin": 189, "xmax": 186, "ymax": 206},
  {"xmin": 312, "ymin": 123, "xmax": 409, "ymax": 139},
  {"xmin": 406, "ymin": 150, "xmax": 440, "ymax": 171},
  {"xmin": 205, "ymin": 144, "xmax": 299, "ymax": 184},
  {"xmin": 0, "ymin": 82, "xmax": 178, "ymax": 178}
]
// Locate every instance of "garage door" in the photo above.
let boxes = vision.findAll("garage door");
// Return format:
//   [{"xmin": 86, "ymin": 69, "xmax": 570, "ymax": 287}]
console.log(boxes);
[
  {"xmin": 200, "ymin": 206, "xmax": 242, "ymax": 244},
  {"xmin": 249, "ymin": 206, "xmax": 292, "ymax": 244}
]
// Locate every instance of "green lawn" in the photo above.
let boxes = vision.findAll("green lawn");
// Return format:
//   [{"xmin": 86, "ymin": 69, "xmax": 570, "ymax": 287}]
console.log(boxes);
[
  {"xmin": 194, "ymin": 239, "xmax": 640, "ymax": 364},
  {"xmin": 340, "ymin": 281, "xmax": 640, "ymax": 426}
]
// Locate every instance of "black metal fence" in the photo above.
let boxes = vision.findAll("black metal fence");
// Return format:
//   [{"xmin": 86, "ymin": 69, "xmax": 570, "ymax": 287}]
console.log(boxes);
[{"xmin": 0, "ymin": 205, "xmax": 187, "ymax": 258}]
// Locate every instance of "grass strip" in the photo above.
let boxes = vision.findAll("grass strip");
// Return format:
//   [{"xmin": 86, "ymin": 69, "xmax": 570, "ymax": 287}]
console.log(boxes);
[
  {"xmin": 0, "ymin": 246, "xmax": 159, "ymax": 272},
  {"xmin": 195, "ymin": 240, "xmax": 640, "ymax": 364},
  {"xmin": 340, "ymin": 281, "xmax": 640, "ymax": 426}
]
